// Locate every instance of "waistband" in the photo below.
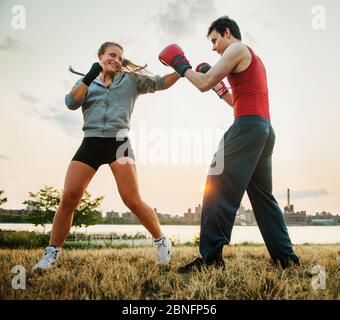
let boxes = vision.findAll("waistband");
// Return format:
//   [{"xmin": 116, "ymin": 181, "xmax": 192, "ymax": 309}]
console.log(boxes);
[
  {"xmin": 84, "ymin": 128, "xmax": 129, "ymax": 138},
  {"xmin": 83, "ymin": 137, "xmax": 129, "ymax": 142},
  {"xmin": 234, "ymin": 115, "xmax": 271, "ymax": 125}
]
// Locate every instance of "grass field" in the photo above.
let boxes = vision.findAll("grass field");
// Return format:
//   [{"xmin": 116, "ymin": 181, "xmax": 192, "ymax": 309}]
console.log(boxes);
[{"xmin": 0, "ymin": 245, "xmax": 339, "ymax": 300}]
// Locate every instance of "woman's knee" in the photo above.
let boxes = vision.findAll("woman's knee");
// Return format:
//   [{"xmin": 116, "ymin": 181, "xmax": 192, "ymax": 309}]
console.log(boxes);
[
  {"xmin": 122, "ymin": 194, "xmax": 143, "ymax": 212},
  {"xmin": 60, "ymin": 190, "xmax": 83, "ymax": 208}
]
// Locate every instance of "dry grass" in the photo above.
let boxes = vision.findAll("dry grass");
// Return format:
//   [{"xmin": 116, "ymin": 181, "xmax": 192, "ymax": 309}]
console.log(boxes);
[{"xmin": 0, "ymin": 245, "xmax": 339, "ymax": 300}]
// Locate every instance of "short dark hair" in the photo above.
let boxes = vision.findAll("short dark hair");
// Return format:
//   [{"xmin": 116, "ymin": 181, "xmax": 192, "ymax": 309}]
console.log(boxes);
[{"xmin": 207, "ymin": 16, "xmax": 242, "ymax": 40}]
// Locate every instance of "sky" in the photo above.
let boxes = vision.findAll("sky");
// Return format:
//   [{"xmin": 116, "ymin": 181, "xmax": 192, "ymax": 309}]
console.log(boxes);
[{"xmin": 0, "ymin": 0, "xmax": 339, "ymax": 216}]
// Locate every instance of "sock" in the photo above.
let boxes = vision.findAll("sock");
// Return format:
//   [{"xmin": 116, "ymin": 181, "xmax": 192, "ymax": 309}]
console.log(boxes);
[
  {"xmin": 154, "ymin": 235, "xmax": 165, "ymax": 243},
  {"xmin": 48, "ymin": 245, "xmax": 61, "ymax": 251}
]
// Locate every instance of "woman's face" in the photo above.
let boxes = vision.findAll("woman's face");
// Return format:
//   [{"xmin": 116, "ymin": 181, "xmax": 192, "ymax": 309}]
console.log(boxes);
[{"xmin": 99, "ymin": 45, "xmax": 124, "ymax": 74}]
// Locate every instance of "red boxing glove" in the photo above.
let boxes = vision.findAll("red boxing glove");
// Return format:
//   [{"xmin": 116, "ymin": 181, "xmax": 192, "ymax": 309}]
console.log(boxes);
[
  {"xmin": 195, "ymin": 62, "xmax": 212, "ymax": 74},
  {"xmin": 212, "ymin": 82, "xmax": 229, "ymax": 98},
  {"xmin": 196, "ymin": 62, "xmax": 229, "ymax": 98},
  {"xmin": 159, "ymin": 44, "xmax": 192, "ymax": 77}
]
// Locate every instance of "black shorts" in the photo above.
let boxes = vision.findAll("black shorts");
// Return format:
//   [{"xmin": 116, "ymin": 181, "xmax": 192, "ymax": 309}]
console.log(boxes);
[{"xmin": 72, "ymin": 137, "xmax": 135, "ymax": 171}]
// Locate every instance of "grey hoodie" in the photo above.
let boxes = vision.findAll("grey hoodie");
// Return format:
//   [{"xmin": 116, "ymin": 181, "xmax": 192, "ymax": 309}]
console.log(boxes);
[{"xmin": 65, "ymin": 72, "xmax": 165, "ymax": 138}]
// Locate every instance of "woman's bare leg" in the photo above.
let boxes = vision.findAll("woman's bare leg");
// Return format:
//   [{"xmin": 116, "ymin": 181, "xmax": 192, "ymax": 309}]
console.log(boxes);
[
  {"xmin": 49, "ymin": 161, "xmax": 96, "ymax": 247},
  {"xmin": 110, "ymin": 159, "xmax": 162, "ymax": 239}
]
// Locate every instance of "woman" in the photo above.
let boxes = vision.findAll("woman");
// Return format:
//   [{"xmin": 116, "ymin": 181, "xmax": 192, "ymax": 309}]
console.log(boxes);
[{"xmin": 33, "ymin": 42, "xmax": 180, "ymax": 271}]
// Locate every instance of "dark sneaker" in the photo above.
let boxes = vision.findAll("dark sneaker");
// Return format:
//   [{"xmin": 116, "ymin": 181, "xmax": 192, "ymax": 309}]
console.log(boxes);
[
  {"xmin": 177, "ymin": 257, "xmax": 226, "ymax": 273},
  {"xmin": 273, "ymin": 256, "xmax": 300, "ymax": 269}
]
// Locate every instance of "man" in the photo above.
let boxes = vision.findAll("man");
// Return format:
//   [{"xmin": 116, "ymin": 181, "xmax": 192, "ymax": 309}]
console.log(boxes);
[{"xmin": 159, "ymin": 16, "xmax": 300, "ymax": 271}]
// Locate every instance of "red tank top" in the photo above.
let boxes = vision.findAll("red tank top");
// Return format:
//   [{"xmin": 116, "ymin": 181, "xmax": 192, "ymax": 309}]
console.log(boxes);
[{"xmin": 227, "ymin": 46, "xmax": 270, "ymax": 120}]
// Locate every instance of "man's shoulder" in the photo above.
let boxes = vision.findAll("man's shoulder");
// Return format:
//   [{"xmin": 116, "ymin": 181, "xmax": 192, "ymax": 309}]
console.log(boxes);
[
  {"xmin": 222, "ymin": 42, "xmax": 250, "ymax": 62},
  {"xmin": 228, "ymin": 42, "xmax": 247, "ymax": 51}
]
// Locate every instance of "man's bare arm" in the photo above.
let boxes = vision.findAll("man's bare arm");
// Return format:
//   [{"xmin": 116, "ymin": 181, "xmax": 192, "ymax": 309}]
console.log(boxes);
[
  {"xmin": 221, "ymin": 92, "xmax": 234, "ymax": 107},
  {"xmin": 184, "ymin": 43, "xmax": 246, "ymax": 92}
]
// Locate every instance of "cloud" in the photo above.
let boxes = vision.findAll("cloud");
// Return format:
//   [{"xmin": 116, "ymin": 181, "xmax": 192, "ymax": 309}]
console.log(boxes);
[
  {"xmin": 155, "ymin": 0, "xmax": 217, "ymax": 37},
  {"xmin": 277, "ymin": 188, "xmax": 330, "ymax": 200},
  {"xmin": 0, "ymin": 154, "xmax": 10, "ymax": 160},
  {"xmin": 18, "ymin": 92, "xmax": 81, "ymax": 136},
  {"xmin": 0, "ymin": 36, "xmax": 32, "ymax": 52},
  {"xmin": 41, "ymin": 110, "xmax": 81, "ymax": 136},
  {"xmin": 19, "ymin": 92, "xmax": 40, "ymax": 105}
]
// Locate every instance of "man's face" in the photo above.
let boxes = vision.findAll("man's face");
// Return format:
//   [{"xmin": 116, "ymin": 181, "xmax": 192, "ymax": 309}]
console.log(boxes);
[{"xmin": 209, "ymin": 29, "xmax": 230, "ymax": 55}]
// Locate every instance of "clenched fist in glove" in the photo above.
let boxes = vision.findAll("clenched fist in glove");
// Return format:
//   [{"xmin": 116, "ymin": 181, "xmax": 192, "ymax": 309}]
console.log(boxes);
[
  {"xmin": 82, "ymin": 62, "xmax": 103, "ymax": 87},
  {"xmin": 196, "ymin": 62, "xmax": 229, "ymax": 98},
  {"xmin": 159, "ymin": 44, "xmax": 192, "ymax": 77}
]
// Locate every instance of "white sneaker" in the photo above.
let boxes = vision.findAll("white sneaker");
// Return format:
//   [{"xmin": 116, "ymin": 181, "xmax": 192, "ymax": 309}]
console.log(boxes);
[
  {"xmin": 155, "ymin": 237, "xmax": 172, "ymax": 265},
  {"xmin": 32, "ymin": 246, "xmax": 61, "ymax": 271}
]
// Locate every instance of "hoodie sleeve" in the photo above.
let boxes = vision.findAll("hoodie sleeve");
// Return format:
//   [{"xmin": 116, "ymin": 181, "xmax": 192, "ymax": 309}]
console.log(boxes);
[
  {"xmin": 65, "ymin": 78, "xmax": 85, "ymax": 110},
  {"xmin": 133, "ymin": 73, "xmax": 165, "ymax": 94}
]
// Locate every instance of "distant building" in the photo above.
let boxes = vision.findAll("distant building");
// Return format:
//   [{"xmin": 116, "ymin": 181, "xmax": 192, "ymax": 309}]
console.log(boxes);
[
  {"xmin": 121, "ymin": 212, "xmax": 139, "ymax": 223},
  {"xmin": 283, "ymin": 189, "xmax": 306, "ymax": 225},
  {"xmin": 184, "ymin": 204, "xmax": 202, "ymax": 224},
  {"xmin": 314, "ymin": 211, "xmax": 335, "ymax": 220},
  {"xmin": 284, "ymin": 189, "xmax": 295, "ymax": 214},
  {"xmin": 161, "ymin": 214, "xmax": 172, "ymax": 220},
  {"xmin": 172, "ymin": 215, "xmax": 185, "ymax": 224},
  {"xmin": 308, "ymin": 211, "xmax": 338, "ymax": 225},
  {"xmin": 106, "ymin": 210, "xmax": 120, "ymax": 219},
  {"xmin": 236, "ymin": 204, "xmax": 257, "ymax": 225},
  {"xmin": 154, "ymin": 208, "xmax": 171, "ymax": 221},
  {"xmin": 334, "ymin": 215, "xmax": 340, "ymax": 224},
  {"xmin": 284, "ymin": 211, "xmax": 307, "ymax": 225},
  {"xmin": 310, "ymin": 219, "xmax": 335, "ymax": 226},
  {"xmin": 184, "ymin": 208, "xmax": 194, "ymax": 225},
  {"xmin": 194, "ymin": 204, "xmax": 202, "ymax": 224}
]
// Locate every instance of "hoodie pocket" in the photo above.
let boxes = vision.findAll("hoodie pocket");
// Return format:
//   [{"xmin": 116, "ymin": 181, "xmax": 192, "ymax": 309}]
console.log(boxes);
[{"xmin": 108, "ymin": 105, "xmax": 130, "ymax": 130}]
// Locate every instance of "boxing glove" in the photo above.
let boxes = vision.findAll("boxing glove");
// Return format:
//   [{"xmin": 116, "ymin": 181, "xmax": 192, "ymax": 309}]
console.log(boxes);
[
  {"xmin": 82, "ymin": 62, "xmax": 103, "ymax": 87},
  {"xmin": 196, "ymin": 62, "xmax": 229, "ymax": 98},
  {"xmin": 159, "ymin": 44, "xmax": 192, "ymax": 77}
]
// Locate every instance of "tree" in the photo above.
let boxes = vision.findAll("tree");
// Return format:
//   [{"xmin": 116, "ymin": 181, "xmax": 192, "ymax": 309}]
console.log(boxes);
[
  {"xmin": 23, "ymin": 186, "xmax": 61, "ymax": 233},
  {"xmin": 0, "ymin": 190, "xmax": 7, "ymax": 207},
  {"xmin": 73, "ymin": 191, "xmax": 103, "ymax": 234}
]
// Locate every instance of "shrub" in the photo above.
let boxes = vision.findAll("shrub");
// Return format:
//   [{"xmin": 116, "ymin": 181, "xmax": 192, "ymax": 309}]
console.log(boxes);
[{"xmin": 0, "ymin": 230, "xmax": 49, "ymax": 249}]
